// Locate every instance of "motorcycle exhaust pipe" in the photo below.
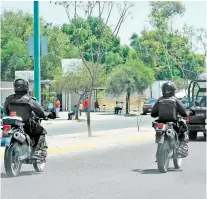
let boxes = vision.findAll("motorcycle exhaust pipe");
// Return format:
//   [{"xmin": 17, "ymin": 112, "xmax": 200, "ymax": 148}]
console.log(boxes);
[
  {"xmin": 166, "ymin": 129, "xmax": 175, "ymax": 141},
  {"xmin": 13, "ymin": 132, "xmax": 26, "ymax": 143}
]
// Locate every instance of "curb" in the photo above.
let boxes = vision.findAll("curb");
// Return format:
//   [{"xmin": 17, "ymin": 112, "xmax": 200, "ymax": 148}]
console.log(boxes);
[
  {"xmin": 0, "ymin": 135, "xmax": 154, "ymax": 159},
  {"xmin": 42, "ymin": 119, "xmax": 86, "ymax": 125}
]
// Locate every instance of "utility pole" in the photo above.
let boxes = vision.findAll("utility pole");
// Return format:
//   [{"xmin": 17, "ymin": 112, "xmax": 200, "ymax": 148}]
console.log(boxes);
[{"xmin": 34, "ymin": 1, "xmax": 41, "ymax": 102}]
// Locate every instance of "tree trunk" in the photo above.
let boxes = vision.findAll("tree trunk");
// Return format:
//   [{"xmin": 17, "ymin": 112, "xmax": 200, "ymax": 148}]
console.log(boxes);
[
  {"xmin": 129, "ymin": 92, "xmax": 131, "ymax": 112},
  {"xmin": 126, "ymin": 91, "xmax": 130, "ymax": 114},
  {"xmin": 87, "ymin": 89, "xmax": 93, "ymax": 137},
  {"xmin": 75, "ymin": 95, "xmax": 82, "ymax": 120}
]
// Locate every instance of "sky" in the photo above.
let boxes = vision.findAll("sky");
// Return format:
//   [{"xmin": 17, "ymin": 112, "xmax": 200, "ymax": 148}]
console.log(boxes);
[{"xmin": 1, "ymin": 1, "xmax": 207, "ymax": 45}]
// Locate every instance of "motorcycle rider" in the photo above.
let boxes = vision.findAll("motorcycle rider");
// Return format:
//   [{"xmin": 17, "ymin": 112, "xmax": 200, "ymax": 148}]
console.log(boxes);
[
  {"xmin": 151, "ymin": 81, "xmax": 189, "ymax": 157},
  {"xmin": 4, "ymin": 78, "xmax": 55, "ymax": 161}
]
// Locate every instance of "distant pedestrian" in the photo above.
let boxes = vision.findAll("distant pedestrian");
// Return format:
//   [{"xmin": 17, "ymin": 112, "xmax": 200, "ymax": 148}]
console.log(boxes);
[
  {"xmin": 114, "ymin": 101, "xmax": 122, "ymax": 114},
  {"xmin": 79, "ymin": 102, "xmax": 83, "ymax": 116},
  {"xmin": 48, "ymin": 102, "xmax": 54, "ymax": 112},
  {"xmin": 55, "ymin": 99, "xmax": 60, "ymax": 118},
  {"xmin": 68, "ymin": 105, "xmax": 77, "ymax": 120},
  {"xmin": 83, "ymin": 97, "xmax": 89, "ymax": 116},
  {"xmin": 94, "ymin": 100, "xmax": 100, "ymax": 112}
]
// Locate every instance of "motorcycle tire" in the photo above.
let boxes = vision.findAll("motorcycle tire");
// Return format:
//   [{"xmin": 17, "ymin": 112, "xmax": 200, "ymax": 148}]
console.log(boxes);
[
  {"xmin": 4, "ymin": 142, "xmax": 22, "ymax": 177},
  {"xmin": 157, "ymin": 142, "xmax": 170, "ymax": 173}
]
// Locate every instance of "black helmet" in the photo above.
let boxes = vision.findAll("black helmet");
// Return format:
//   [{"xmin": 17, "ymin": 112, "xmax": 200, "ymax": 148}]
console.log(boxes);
[
  {"xmin": 162, "ymin": 81, "xmax": 177, "ymax": 97},
  {"xmin": 13, "ymin": 78, "xmax": 29, "ymax": 94}
]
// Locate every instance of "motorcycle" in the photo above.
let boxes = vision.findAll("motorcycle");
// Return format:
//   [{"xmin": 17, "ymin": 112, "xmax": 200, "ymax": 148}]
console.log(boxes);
[
  {"xmin": 1, "ymin": 111, "xmax": 56, "ymax": 177},
  {"xmin": 152, "ymin": 118, "xmax": 185, "ymax": 173}
]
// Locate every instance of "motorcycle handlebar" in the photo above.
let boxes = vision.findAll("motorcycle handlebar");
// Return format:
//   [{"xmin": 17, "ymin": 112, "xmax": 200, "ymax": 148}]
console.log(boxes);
[{"xmin": 35, "ymin": 111, "xmax": 56, "ymax": 122}]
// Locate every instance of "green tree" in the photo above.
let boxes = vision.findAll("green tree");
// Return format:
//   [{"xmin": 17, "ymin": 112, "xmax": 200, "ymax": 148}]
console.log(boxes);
[
  {"xmin": 130, "ymin": 29, "xmax": 205, "ymax": 82},
  {"xmin": 149, "ymin": 1, "xmax": 185, "ymax": 30},
  {"xmin": 1, "ymin": 10, "xmax": 78, "ymax": 80},
  {"xmin": 53, "ymin": 64, "xmax": 106, "ymax": 120},
  {"xmin": 55, "ymin": 1, "xmax": 134, "ymax": 136},
  {"xmin": 1, "ymin": 37, "xmax": 32, "ymax": 80},
  {"xmin": 106, "ymin": 59, "xmax": 155, "ymax": 114},
  {"xmin": 61, "ymin": 17, "xmax": 130, "ymax": 72}
]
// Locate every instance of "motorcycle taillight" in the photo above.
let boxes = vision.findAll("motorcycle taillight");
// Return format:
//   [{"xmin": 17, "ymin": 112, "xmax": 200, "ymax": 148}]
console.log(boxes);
[
  {"xmin": 10, "ymin": 112, "xmax": 16, "ymax": 116},
  {"xmin": 157, "ymin": 123, "xmax": 164, "ymax": 129},
  {"xmin": 4, "ymin": 125, "xmax": 11, "ymax": 132}
]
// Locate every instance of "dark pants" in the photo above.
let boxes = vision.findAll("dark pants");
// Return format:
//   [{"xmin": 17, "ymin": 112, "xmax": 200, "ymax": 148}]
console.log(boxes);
[
  {"xmin": 114, "ymin": 107, "xmax": 122, "ymax": 114},
  {"xmin": 68, "ymin": 112, "xmax": 75, "ymax": 120},
  {"xmin": 173, "ymin": 120, "xmax": 188, "ymax": 141},
  {"xmin": 24, "ymin": 123, "xmax": 48, "ymax": 153}
]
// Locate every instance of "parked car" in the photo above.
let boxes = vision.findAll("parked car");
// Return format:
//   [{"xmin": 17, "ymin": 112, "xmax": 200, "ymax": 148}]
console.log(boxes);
[
  {"xmin": 186, "ymin": 80, "xmax": 206, "ymax": 140},
  {"xmin": 181, "ymin": 97, "xmax": 190, "ymax": 108},
  {"xmin": 142, "ymin": 99, "xmax": 157, "ymax": 115}
]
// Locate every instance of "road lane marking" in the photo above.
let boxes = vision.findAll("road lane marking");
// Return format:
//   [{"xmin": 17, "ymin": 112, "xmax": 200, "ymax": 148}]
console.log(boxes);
[{"xmin": 0, "ymin": 136, "xmax": 154, "ymax": 159}]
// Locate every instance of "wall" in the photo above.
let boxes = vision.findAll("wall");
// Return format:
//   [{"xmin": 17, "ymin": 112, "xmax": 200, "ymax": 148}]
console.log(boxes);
[
  {"xmin": 0, "ymin": 80, "xmax": 48, "ymax": 104},
  {"xmin": 96, "ymin": 81, "xmax": 168, "ymax": 112},
  {"xmin": 97, "ymin": 94, "xmax": 146, "ymax": 112},
  {"xmin": 143, "ymin": 80, "xmax": 167, "ymax": 99},
  {"xmin": 61, "ymin": 91, "xmax": 96, "ymax": 111},
  {"xmin": 1, "ymin": 81, "xmax": 35, "ymax": 103},
  {"xmin": 1, "ymin": 81, "xmax": 14, "ymax": 104}
]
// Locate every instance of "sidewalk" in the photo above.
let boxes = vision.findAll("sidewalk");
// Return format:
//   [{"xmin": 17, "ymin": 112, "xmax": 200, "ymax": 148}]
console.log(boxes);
[
  {"xmin": 42, "ymin": 111, "xmax": 138, "ymax": 125},
  {"xmin": 0, "ymin": 127, "xmax": 155, "ymax": 159},
  {"xmin": 0, "ymin": 111, "xmax": 139, "ymax": 126}
]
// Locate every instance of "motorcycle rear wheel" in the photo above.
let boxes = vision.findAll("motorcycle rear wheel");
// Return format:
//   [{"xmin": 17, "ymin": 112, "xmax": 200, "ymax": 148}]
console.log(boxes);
[
  {"xmin": 157, "ymin": 143, "xmax": 170, "ymax": 173},
  {"xmin": 4, "ymin": 142, "xmax": 22, "ymax": 177}
]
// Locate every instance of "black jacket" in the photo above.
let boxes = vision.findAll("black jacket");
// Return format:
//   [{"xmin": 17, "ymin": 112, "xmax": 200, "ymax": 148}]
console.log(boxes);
[
  {"xmin": 151, "ymin": 96, "xmax": 187, "ymax": 121},
  {"xmin": 4, "ymin": 93, "xmax": 47, "ymax": 120}
]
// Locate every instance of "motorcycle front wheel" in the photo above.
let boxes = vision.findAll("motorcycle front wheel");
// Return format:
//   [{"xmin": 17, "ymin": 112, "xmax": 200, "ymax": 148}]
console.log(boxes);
[
  {"xmin": 4, "ymin": 142, "xmax": 22, "ymax": 177},
  {"xmin": 157, "ymin": 142, "xmax": 170, "ymax": 173},
  {"xmin": 173, "ymin": 158, "xmax": 182, "ymax": 169},
  {"xmin": 33, "ymin": 161, "xmax": 45, "ymax": 173}
]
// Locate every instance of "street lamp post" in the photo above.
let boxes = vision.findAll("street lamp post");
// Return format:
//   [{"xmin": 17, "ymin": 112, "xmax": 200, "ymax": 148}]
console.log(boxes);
[{"xmin": 34, "ymin": 1, "xmax": 41, "ymax": 102}]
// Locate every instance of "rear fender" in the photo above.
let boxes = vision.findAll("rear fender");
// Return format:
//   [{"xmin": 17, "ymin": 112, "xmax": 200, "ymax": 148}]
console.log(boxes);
[
  {"xmin": 6, "ymin": 141, "xmax": 30, "ymax": 161},
  {"xmin": 157, "ymin": 139, "xmax": 172, "ymax": 157},
  {"xmin": 1, "ymin": 134, "xmax": 13, "ymax": 147},
  {"xmin": 5, "ymin": 140, "xmax": 21, "ymax": 157},
  {"xmin": 155, "ymin": 130, "xmax": 165, "ymax": 144}
]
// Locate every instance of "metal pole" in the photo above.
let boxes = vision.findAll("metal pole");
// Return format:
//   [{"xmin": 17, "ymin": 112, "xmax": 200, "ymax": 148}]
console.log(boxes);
[{"xmin": 34, "ymin": 1, "xmax": 41, "ymax": 102}]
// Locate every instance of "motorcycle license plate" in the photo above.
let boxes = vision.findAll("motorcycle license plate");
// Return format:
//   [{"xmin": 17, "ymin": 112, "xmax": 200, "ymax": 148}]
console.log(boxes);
[{"xmin": 1, "ymin": 136, "xmax": 12, "ymax": 147}]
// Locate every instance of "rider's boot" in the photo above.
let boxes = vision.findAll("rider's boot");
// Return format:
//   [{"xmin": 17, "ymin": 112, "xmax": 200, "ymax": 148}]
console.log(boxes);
[
  {"xmin": 32, "ymin": 134, "xmax": 48, "ymax": 161},
  {"xmin": 177, "ymin": 132, "xmax": 189, "ymax": 158}
]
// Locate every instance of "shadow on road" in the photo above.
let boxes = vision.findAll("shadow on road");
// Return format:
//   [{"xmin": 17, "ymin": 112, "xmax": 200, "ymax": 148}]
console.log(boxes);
[
  {"xmin": 98, "ymin": 113, "xmax": 121, "ymax": 116},
  {"xmin": 54, "ymin": 119, "xmax": 67, "ymax": 121},
  {"xmin": 189, "ymin": 136, "xmax": 206, "ymax": 143},
  {"xmin": 1, "ymin": 171, "xmax": 41, "ymax": 178},
  {"xmin": 132, "ymin": 168, "xmax": 182, "ymax": 174},
  {"xmin": 98, "ymin": 113, "xmax": 137, "ymax": 117}
]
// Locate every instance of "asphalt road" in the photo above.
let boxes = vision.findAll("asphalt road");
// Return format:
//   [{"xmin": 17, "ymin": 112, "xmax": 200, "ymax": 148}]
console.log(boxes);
[
  {"xmin": 1, "ymin": 135, "xmax": 206, "ymax": 199},
  {"xmin": 44, "ymin": 114, "xmax": 153, "ymax": 136}
]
